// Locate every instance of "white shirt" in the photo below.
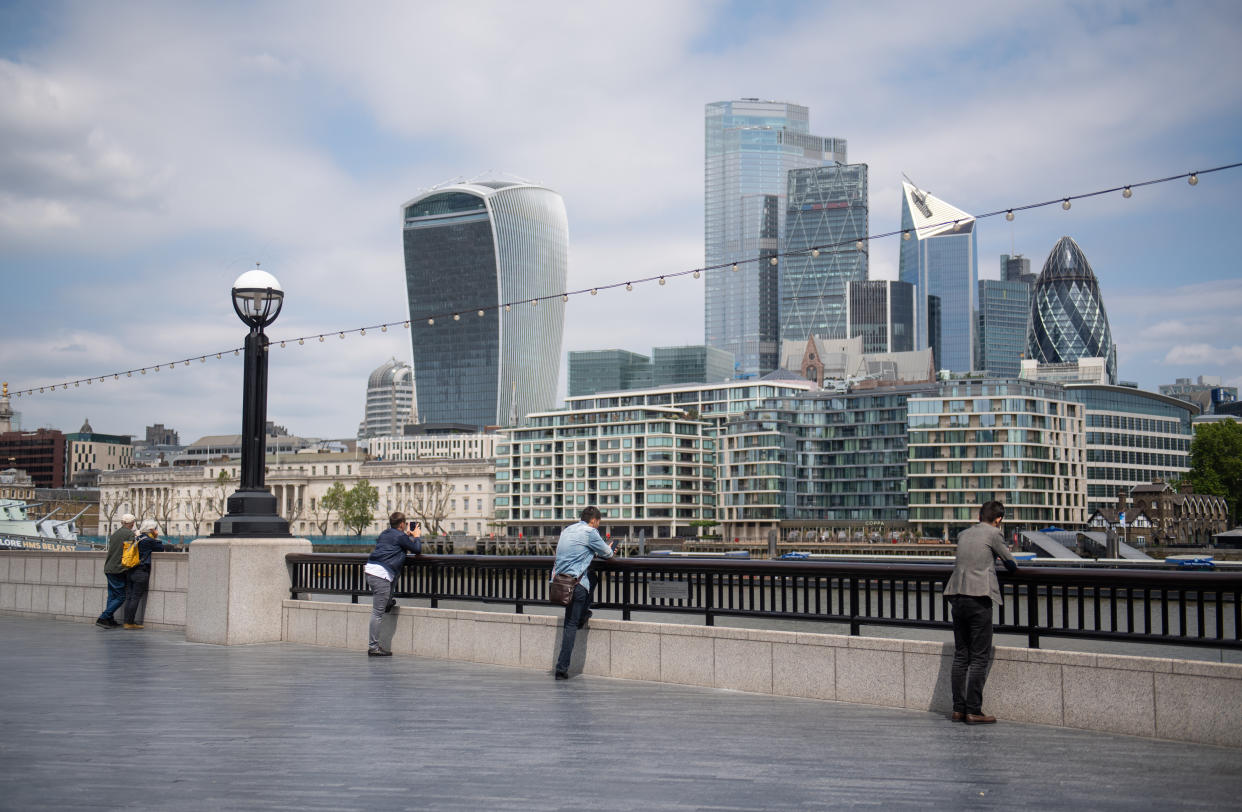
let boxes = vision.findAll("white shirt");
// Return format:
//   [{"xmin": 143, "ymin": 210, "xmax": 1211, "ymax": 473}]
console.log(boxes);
[{"xmin": 364, "ymin": 562, "xmax": 393, "ymax": 582}]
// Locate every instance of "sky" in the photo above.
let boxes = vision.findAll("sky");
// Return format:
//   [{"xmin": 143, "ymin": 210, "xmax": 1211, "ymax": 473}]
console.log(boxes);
[{"xmin": 2, "ymin": 0, "xmax": 1240, "ymax": 442}]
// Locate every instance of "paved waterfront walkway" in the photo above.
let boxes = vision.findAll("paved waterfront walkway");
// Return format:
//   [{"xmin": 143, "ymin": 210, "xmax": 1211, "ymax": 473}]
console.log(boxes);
[{"xmin": 1, "ymin": 615, "xmax": 1239, "ymax": 811}]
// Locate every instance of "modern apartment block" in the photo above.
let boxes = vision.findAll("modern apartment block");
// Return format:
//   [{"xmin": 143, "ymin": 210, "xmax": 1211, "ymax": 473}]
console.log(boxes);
[
  {"xmin": 898, "ymin": 180, "xmax": 977, "ymax": 374},
  {"xmin": 906, "ymin": 379, "xmax": 1086, "ymax": 539},
  {"xmin": 705, "ymin": 99, "xmax": 846, "ymax": 377},
  {"xmin": 567, "ymin": 350, "xmax": 652, "ymax": 397},
  {"xmin": 496, "ymin": 405, "xmax": 715, "ymax": 540},
  {"xmin": 718, "ymin": 386, "xmax": 931, "ymax": 539},
  {"xmin": 402, "ymin": 179, "xmax": 568, "ymax": 428},
  {"xmin": 781, "ymin": 163, "xmax": 869, "ymax": 343},
  {"xmin": 846, "ymin": 280, "xmax": 916, "ymax": 354},
  {"xmin": 1063, "ymin": 384, "xmax": 1195, "ymax": 515},
  {"xmin": 367, "ymin": 426, "xmax": 499, "ymax": 462},
  {"xmin": 563, "ymin": 377, "xmax": 819, "ymax": 432}
]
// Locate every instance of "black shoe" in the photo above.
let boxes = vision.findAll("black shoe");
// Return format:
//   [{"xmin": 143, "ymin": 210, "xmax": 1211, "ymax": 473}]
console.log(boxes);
[
  {"xmin": 554, "ymin": 671, "xmax": 569, "ymax": 680},
  {"xmin": 368, "ymin": 648, "xmax": 392, "ymax": 657},
  {"xmin": 384, "ymin": 598, "xmax": 397, "ymax": 614},
  {"xmin": 96, "ymin": 618, "xmax": 115, "ymax": 629}
]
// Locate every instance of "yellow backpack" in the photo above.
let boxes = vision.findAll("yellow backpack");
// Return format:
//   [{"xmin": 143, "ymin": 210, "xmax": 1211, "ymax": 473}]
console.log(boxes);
[{"xmin": 121, "ymin": 535, "xmax": 142, "ymax": 569}]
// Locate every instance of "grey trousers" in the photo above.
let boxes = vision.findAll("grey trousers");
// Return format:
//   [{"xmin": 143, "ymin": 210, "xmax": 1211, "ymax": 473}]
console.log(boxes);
[{"xmin": 365, "ymin": 573, "xmax": 393, "ymax": 651}]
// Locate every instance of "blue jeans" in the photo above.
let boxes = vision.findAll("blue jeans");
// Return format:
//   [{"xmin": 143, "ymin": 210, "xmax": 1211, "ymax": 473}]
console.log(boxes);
[
  {"xmin": 950, "ymin": 596, "xmax": 994, "ymax": 715},
  {"xmin": 555, "ymin": 584, "xmax": 591, "ymax": 674},
  {"xmin": 99, "ymin": 573, "xmax": 128, "ymax": 621}
]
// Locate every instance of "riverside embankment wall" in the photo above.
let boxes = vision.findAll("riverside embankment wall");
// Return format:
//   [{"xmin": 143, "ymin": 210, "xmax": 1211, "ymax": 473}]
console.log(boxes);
[{"xmin": 284, "ymin": 599, "xmax": 1242, "ymax": 748}]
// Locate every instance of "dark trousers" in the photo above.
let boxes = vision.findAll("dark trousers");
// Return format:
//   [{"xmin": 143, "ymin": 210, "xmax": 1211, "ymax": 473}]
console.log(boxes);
[
  {"xmin": 950, "ymin": 595, "xmax": 994, "ymax": 715},
  {"xmin": 365, "ymin": 573, "xmax": 393, "ymax": 651},
  {"xmin": 555, "ymin": 584, "xmax": 591, "ymax": 674},
  {"xmin": 123, "ymin": 568, "xmax": 150, "ymax": 625},
  {"xmin": 99, "ymin": 573, "xmax": 128, "ymax": 621}
]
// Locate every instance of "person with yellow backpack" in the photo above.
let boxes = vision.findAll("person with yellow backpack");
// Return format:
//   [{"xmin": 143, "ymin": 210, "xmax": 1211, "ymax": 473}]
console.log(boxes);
[
  {"xmin": 122, "ymin": 520, "xmax": 171, "ymax": 629},
  {"xmin": 95, "ymin": 514, "xmax": 136, "ymax": 629}
]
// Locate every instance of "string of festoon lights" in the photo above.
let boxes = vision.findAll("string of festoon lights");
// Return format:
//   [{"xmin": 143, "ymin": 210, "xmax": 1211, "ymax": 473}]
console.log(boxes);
[{"xmin": 9, "ymin": 161, "xmax": 1241, "ymax": 400}]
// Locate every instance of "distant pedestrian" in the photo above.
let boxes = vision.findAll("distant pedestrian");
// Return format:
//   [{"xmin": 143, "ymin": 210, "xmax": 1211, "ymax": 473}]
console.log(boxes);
[
  {"xmin": 944, "ymin": 500, "xmax": 1017, "ymax": 724},
  {"xmin": 552, "ymin": 506, "xmax": 615, "ymax": 680},
  {"xmin": 364, "ymin": 512, "xmax": 422, "ymax": 657},
  {"xmin": 123, "ymin": 520, "xmax": 170, "ymax": 629},
  {"xmin": 96, "ymin": 513, "xmax": 135, "ymax": 629}
]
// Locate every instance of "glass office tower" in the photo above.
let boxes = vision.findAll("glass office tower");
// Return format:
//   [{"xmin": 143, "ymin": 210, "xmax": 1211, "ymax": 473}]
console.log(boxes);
[
  {"xmin": 652, "ymin": 345, "xmax": 734, "ymax": 386},
  {"xmin": 781, "ymin": 163, "xmax": 869, "ymax": 343},
  {"xmin": 705, "ymin": 100, "xmax": 846, "ymax": 378},
  {"xmin": 898, "ymin": 181, "xmax": 977, "ymax": 373},
  {"xmin": 976, "ymin": 278, "xmax": 1032, "ymax": 377},
  {"xmin": 402, "ymin": 180, "xmax": 568, "ymax": 428},
  {"xmin": 567, "ymin": 350, "xmax": 651, "ymax": 397},
  {"xmin": 1027, "ymin": 236, "xmax": 1117, "ymax": 385},
  {"xmin": 845, "ymin": 280, "xmax": 915, "ymax": 353}
]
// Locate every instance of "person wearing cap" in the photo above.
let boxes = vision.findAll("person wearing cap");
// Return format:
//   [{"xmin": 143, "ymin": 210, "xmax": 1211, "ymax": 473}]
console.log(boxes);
[
  {"xmin": 944, "ymin": 500, "xmax": 1017, "ymax": 725},
  {"xmin": 96, "ymin": 514, "xmax": 136, "ymax": 629},
  {"xmin": 122, "ymin": 519, "xmax": 171, "ymax": 629}
]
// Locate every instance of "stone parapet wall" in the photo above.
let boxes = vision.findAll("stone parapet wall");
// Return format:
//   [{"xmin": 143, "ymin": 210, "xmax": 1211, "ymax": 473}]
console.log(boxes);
[
  {"xmin": 284, "ymin": 600, "xmax": 1242, "ymax": 748},
  {"xmin": 0, "ymin": 551, "xmax": 188, "ymax": 629}
]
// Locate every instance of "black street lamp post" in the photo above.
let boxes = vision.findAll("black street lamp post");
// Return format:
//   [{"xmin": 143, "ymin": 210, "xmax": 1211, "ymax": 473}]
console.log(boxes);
[{"xmin": 213, "ymin": 268, "xmax": 291, "ymax": 537}]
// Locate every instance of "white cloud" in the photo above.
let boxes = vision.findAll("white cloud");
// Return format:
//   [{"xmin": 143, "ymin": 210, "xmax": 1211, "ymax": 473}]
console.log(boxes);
[{"xmin": 1162, "ymin": 344, "xmax": 1242, "ymax": 366}]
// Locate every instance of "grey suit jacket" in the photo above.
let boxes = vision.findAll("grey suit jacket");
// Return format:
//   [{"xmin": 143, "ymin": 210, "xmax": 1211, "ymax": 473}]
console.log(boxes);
[{"xmin": 944, "ymin": 522, "xmax": 1016, "ymax": 604}]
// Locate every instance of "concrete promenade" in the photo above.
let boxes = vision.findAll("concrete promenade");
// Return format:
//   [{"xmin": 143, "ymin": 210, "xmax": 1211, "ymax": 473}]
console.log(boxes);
[{"xmin": 2, "ymin": 616, "xmax": 1241, "ymax": 810}]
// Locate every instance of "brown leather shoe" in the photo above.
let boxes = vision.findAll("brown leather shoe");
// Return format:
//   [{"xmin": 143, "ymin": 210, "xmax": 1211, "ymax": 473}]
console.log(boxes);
[
  {"xmin": 950, "ymin": 712, "xmax": 965, "ymax": 722},
  {"xmin": 965, "ymin": 713, "xmax": 997, "ymax": 725}
]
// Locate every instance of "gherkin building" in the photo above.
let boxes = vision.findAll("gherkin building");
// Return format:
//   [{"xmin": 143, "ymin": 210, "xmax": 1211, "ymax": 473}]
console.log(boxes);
[{"xmin": 1027, "ymin": 236, "xmax": 1117, "ymax": 384}]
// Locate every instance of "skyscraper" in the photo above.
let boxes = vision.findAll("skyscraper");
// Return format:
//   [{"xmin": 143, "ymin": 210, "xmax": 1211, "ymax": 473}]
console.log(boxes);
[
  {"xmin": 402, "ymin": 180, "xmax": 568, "ymax": 428},
  {"xmin": 846, "ymin": 280, "xmax": 915, "ymax": 353},
  {"xmin": 704, "ymin": 100, "xmax": 846, "ymax": 378},
  {"xmin": 781, "ymin": 163, "xmax": 869, "ymax": 343},
  {"xmin": 358, "ymin": 358, "xmax": 417, "ymax": 440},
  {"xmin": 1027, "ymin": 236, "xmax": 1117, "ymax": 385},
  {"xmin": 898, "ymin": 180, "xmax": 978, "ymax": 373},
  {"xmin": 976, "ymin": 275, "xmax": 1032, "ymax": 378}
]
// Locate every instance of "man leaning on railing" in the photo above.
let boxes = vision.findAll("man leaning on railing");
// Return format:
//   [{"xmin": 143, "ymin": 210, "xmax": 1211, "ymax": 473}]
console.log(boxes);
[{"xmin": 364, "ymin": 512, "xmax": 422, "ymax": 657}]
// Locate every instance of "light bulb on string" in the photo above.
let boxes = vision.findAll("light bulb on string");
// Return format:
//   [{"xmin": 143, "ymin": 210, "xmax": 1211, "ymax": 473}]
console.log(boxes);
[
  {"xmin": 403, "ymin": 321, "xmax": 409, "ymax": 328},
  {"xmin": 280, "ymin": 341, "xmax": 286, "ymax": 348},
  {"xmin": 1005, "ymin": 210, "xmax": 1014, "ymax": 221},
  {"xmin": 87, "ymin": 379, "xmax": 91, "ymax": 385},
  {"xmin": 1062, "ymin": 199, "xmax": 1071, "ymax": 210},
  {"xmin": 453, "ymin": 313, "xmax": 460, "ymax": 321},
  {"xmin": 477, "ymin": 309, "xmax": 484, "ymax": 317},
  {"xmin": 428, "ymin": 317, "xmax": 435, "ymax": 325},
  {"xmin": 531, "ymin": 298, "xmax": 538, "ymax": 307},
  {"xmin": 811, "ymin": 248, "xmax": 820, "ymax": 258},
  {"xmin": 338, "ymin": 332, "xmax": 344, "ymax": 340},
  {"xmin": 562, "ymin": 294, "xmax": 568, "ymax": 302},
  {"xmin": 504, "ymin": 305, "xmax": 511, "ymax": 312},
  {"xmin": 381, "ymin": 325, "xmax": 387, "ymax": 332},
  {"xmin": 217, "ymin": 353, "xmax": 222, "ymax": 359},
  {"xmin": 1122, "ymin": 186, "xmax": 1132, "ymax": 198},
  {"xmin": 142, "ymin": 369, "xmax": 147, "ymax": 374},
  {"xmin": 127, "ymin": 372, "xmax": 132, "ymax": 378},
  {"xmin": 590, "ymin": 289, "xmax": 597, "ymax": 296},
  {"xmin": 298, "ymin": 338, "xmax": 304, "ymax": 345},
  {"xmin": 732, "ymin": 263, "xmax": 738, "ymax": 272},
  {"xmin": 769, "ymin": 257, "xmax": 777, "ymax": 266},
  {"xmin": 855, "ymin": 240, "xmax": 864, "ymax": 250},
  {"xmin": 658, "ymin": 277, "xmax": 666, "ymax": 285},
  {"xmin": 625, "ymin": 283, "xmax": 633, "ymax": 291},
  {"xmin": 74, "ymin": 381, "xmax": 79, "ymax": 387},
  {"xmin": 903, "ymin": 231, "xmax": 911, "ymax": 241},
  {"xmin": 114, "ymin": 375, "xmax": 119, "ymax": 380},
  {"xmin": 184, "ymin": 360, "xmax": 190, "ymax": 366},
  {"xmin": 234, "ymin": 349, "xmax": 239, "ymax": 356},
  {"xmin": 318, "ymin": 335, "xmax": 324, "ymax": 342},
  {"xmin": 360, "ymin": 328, "xmax": 365, "ymax": 336},
  {"xmin": 692, "ymin": 270, "xmax": 700, "ymax": 279},
  {"xmin": 1188, "ymin": 173, "xmax": 1199, "ymax": 186}
]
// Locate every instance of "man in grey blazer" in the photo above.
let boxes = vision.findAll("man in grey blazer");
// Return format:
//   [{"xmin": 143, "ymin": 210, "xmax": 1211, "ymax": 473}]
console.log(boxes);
[{"xmin": 944, "ymin": 500, "xmax": 1017, "ymax": 725}]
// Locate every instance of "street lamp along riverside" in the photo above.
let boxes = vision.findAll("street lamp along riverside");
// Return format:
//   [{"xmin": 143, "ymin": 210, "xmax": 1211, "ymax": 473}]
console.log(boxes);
[{"xmin": 213, "ymin": 267, "xmax": 291, "ymax": 537}]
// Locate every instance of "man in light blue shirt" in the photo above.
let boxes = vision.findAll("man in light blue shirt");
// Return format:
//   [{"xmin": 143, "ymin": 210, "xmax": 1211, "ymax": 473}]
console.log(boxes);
[{"xmin": 552, "ymin": 506, "xmax": 614, "ymax": 679}]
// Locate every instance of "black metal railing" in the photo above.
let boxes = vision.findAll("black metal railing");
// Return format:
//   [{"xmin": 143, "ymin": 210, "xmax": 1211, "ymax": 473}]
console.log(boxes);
[{"xmin": 286, "ymin": 553, "xmax": 1242, "ymax": 651}]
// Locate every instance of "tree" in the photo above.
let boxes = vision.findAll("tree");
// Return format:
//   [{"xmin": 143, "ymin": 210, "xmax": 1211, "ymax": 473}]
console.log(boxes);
[
  {"xmin": 210, "ymin": 470, "xmax": 234, "ymax": 519},
  {"xmin": 316, "ymin": 482, "xmax": 349, "ymax": 535},
  {"xmin": 1187, "ymin": 419, "xmax": 1242, "ymax": 525},
  {"xmin": 152, "ymin": 489, "xmax": 179, "ymax": 539},
  {"xmin": 98, "ymin": 493, "xmax": 123, "ymax": 536},
  {"xmin": 402, "ymin": 477, "xmax": 454, "ymax": 536},
  {"xmin": 183, "ymin": 487, "xmax": 211, "ymax": 537},
  {"xmin": 690, "ymin": 519, "xmax": 720, "ymax": 538},
  {"xmin": 339, "ymin": 479, "xmax": 380, "ymax": 536}
]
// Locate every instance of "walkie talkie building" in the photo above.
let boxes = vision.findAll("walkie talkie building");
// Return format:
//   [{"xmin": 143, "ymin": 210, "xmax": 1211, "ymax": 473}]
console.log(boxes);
[
  {"xmin": 1027, "ymin": 236, "xmax": 1117, "ymax": 385},
  {"xmin": 401, "ymin": 180, "xmax": 568, "ymax": 428}
]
